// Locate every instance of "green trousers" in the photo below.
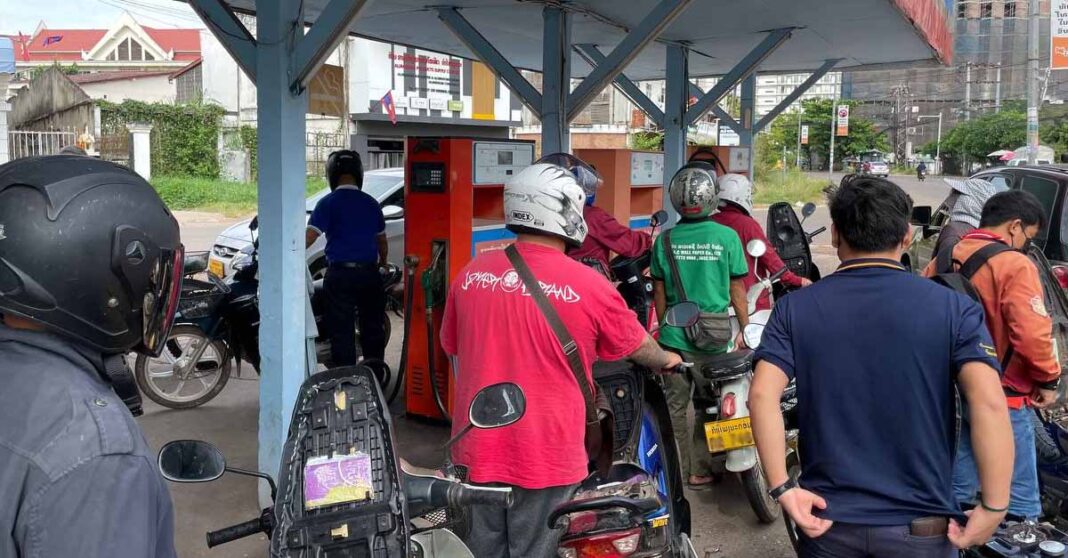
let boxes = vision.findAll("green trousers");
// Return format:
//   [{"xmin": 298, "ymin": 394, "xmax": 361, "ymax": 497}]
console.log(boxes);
[{"xmin": 662, "ymin": 350, "xmax": 718, "ymax": 479}]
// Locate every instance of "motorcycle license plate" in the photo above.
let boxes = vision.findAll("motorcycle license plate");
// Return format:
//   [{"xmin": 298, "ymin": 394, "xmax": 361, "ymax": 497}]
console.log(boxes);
[
  {"xmin": 208, "ymin": 258, "xmax": 225, "ymax": 278},
  {"xmin": 704, "ymin": 417, "xmax": 755, "ymax": 453}
]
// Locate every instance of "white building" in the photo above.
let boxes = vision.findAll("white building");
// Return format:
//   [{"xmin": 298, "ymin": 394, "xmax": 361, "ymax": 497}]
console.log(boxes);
[{"xmin": 755, "ymin": 73, "xmax": 842, "ymax": 117}]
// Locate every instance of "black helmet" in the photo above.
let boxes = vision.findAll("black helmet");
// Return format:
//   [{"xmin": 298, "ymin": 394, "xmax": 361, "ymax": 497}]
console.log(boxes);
[
  {"xmin": 326, "ymin": 149, "xmax": 364, "ymax": 190},
  {"xmin": 0, "ymin": 155, "xmax": 183, "ymax": 356}
]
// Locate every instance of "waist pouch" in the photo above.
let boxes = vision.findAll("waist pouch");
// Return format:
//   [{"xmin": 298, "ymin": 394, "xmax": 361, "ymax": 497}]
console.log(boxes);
[{"xmin": 687, "ymin": 311, "xmax": 732, "ymax": 351}]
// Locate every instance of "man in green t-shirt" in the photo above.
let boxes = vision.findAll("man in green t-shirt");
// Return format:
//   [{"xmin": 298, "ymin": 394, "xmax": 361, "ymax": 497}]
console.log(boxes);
[{"xmin": 652, "ymin": 162, "xmax": 749, "ymax": 487}]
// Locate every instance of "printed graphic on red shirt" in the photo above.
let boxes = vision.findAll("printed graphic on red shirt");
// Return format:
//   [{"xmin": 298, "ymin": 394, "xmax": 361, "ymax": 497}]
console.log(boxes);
[{"xmin": 440, "ymin": 243, "xmax": 646, "ymax": 489}]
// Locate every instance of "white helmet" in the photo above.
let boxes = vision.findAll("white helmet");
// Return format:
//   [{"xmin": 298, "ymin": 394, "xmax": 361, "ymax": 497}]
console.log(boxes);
[
  {"xmin": 504, "ymin": 163, "xmax": 588, "ymax": 247},
  {"xmin": 718, "ymin": 173, "xmax": 753, "ymax": 215}
]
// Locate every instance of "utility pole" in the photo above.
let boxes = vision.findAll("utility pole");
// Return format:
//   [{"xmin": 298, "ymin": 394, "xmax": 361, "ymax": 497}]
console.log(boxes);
[
  {"xmin": 1027, "ymin": 0, "xmax": 1040, "ymax": 164},
  {"xmin": 829, "ymin": 97, "xmax": 837, "ymax": 181},
  {"xmin": 796, "ymin": 107, "xmax": 802, "ymax": 168},
  {"xmin": 965, "ymin": 62, "xmax": 972, "ymax": 121}
]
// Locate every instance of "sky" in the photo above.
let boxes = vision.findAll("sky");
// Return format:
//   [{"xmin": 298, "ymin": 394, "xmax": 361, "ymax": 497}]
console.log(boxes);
[{"xmin": 0, "ymin": 0, "xmax": 202, "ymax": 35}]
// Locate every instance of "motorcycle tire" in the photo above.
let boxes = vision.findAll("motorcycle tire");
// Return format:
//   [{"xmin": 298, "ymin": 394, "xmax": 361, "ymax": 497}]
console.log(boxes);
[
  {"xmin": 134, "ymin": 325, "xmax": 232, "ymax": 410},
  {"xmin": 741, "ymin": 455, "xmax": 781, "ymax": 524}
]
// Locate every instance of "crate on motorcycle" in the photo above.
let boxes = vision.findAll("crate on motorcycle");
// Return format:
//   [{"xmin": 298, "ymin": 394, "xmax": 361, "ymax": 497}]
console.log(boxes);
[{"xmin": 271, "ymin": 366, "xmax": 409, "ymax": 557}]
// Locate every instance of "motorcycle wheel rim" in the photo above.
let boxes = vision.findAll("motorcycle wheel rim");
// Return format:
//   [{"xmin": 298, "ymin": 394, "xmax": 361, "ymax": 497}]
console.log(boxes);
[{"xmin": 143, "ymin": 330, "xmax": 228, "ymax": 403}]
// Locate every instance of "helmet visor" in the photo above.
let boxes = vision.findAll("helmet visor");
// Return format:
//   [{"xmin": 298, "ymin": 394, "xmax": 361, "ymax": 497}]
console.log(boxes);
[
  {"xmin": 139, "ymin": 245, "xmax": 184, "ymax": 357},
  {"xmin": 536, "ymin": 153, "xmax": 602, "ymax": 195}
]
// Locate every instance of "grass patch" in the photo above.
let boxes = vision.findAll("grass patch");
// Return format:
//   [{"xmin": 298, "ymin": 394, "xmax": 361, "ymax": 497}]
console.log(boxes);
[
  {"xmin": 152, "ymin": 176, "xmax": 327, "ymax": 216},
  {"xmin": 753, "ymin": 169, "xmax": 830, "ymax": 205}
]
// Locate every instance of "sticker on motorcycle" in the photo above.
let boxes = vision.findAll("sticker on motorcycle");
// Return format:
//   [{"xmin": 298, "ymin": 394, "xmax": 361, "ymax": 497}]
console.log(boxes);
[
  {"xmin": 304, "ymin": 452, "xmax": 375, "ymax": 509},
  {"xmin": 649, "ymin": 515, "xmax": 670, "ymax": 528}
]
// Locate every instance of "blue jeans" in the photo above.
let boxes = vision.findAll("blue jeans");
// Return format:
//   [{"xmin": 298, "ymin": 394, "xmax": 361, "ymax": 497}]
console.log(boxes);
[
  {"xmin": 954, "ymin": 405, "xmax": 1041, "ymax": 519},
  {"xmin": 799, "ymin": 523, "xmax": 955, "ymax": 558}
]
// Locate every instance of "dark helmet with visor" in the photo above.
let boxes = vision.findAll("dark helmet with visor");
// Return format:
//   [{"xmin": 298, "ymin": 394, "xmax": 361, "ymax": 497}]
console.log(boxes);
[
  {"xmin": 0, "ymin": 155, "xmax": 183, "ymax": 356},
  {"xmin": 326, "ymin": 149, "xmax": 364, "ymax": 191}
]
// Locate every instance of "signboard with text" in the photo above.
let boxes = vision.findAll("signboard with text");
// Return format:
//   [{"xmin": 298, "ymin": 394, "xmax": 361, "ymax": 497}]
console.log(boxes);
[
  {"xmin": 1054, "ymin": 1, "xmax": 1068, "ymax": 70},
  {"xmin": 800, "ymin": 125, "xmax": 809, "ymax": 145},
  {"xmin": 836, "ymin": 105, "xmax": 850, "ymax": 137}
]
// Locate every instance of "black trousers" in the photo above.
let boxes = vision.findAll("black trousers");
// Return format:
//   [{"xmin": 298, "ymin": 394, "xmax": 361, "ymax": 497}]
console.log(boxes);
[{"xmin": 323, "ymin": 265, "xmax": 386, "ymax": 366}]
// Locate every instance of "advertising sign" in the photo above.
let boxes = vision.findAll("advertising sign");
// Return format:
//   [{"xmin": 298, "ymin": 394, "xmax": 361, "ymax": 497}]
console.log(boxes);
[
  {"xmin": 800, "ymin": 125, "xmax": 810, "ymax": 145},
  {"xmin": 1053, "ymin": 1, "xmax": 1068, "ymax": 70},
  {"xmin": 447, "ymin": 99, "xmax": 464, "ymax": 112},
  {"xmin": 308, "ymin": 64, "xmax": 345, "ymax": 117},
  {"xmin": 836, "ymin": 105, "xmax": 850, "ymax": 137}
]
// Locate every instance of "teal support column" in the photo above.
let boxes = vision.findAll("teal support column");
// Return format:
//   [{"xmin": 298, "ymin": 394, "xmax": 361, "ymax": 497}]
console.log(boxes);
[
  {"xmin": 255, "ymin": 0, "xmax": 308, "ymax": 484},
  {"xmin": 663, "ymin": 44, "xmax": 688, "ymax": 225},
  {"xmin": 740, "ymin": 74, "xmax": 756, "ymax": 178},
  {"xmin": 542, "ymin": 6, "xmax": 571, "ymax": 154}
]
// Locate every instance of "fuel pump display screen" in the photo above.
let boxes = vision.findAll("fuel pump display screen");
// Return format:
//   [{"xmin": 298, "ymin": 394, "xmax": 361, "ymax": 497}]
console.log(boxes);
[
  {"xmin": 410, "ymin": 162, "xmax": 447, "ymax": 193},
  {"xmin": 473, "ymin": 142, "xmax": 534, "ymax": 185}
]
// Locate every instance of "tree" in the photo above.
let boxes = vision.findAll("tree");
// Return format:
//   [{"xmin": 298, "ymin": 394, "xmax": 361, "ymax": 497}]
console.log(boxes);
[
  {"xmin": 920, "ymin": 110, "xmax": 1027, "ymax": 173},
  {"xmin": 764, "ymin": 98, "xmax": 889, "ymax": 168}
]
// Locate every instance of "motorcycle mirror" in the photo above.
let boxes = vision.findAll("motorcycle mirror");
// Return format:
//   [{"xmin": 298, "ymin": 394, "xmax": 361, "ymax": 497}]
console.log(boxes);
[
  {"xmin": 801, "ymin": 203, "xmax": 817, "ymax": 220},
  {"xmin": 743, "ymin": 323, "xmax": 765, "ymax": 350},
  {"xmin": 183, "ymin": 252, "xmax": 210, "ymax": 276},
  {"xmin": 746, "ymin": 239, "xmax": 767, "ymax": 258},
  {"xmin": 249, "ymin": 216, "xmax": 259, "ymax": 232},
  {"xmin": 650, "ymin": 209, "xmax": 669, "ymax": 228},
  {"xmin": 469, "ymin": 382, "xmax": 526, "ymax": 429},
  {"xmin": 664, "ymin": 302, "xmax": 700, "ymax": 328},
  {"xmin": 158, "ymin": 440, "xmax": 226, "ymax": 483}
]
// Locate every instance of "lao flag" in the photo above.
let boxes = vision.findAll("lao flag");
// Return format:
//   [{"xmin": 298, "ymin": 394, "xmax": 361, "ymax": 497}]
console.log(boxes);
[
  {"xmin": 43, "ymin": 35, "xmax": 63, "ymax": 46},
  {"xmin": 381, "ymin": 91, "xmax": 397, "ymax": 125}
]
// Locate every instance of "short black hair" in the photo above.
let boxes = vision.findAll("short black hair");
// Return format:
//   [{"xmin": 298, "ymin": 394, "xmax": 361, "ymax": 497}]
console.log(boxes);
[
  {"xmin": 979, "ymin": 189, "xmax": 1046, "ymax": 230},
  {"xmin": 829, "ymin": 176, "xmax": 913, "ymax": 253}
]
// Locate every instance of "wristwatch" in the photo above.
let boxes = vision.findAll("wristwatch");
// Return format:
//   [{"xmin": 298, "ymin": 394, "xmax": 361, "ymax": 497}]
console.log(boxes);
[{"xmin": 768, "ymin": 478, "xmax": 797, "ymax": 501}]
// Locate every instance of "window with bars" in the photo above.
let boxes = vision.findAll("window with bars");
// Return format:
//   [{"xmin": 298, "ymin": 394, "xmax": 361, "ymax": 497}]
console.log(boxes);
[
  {"xmin": 1004, "ymin": 1, "xmax": 1017, "ymax": 17},
  {"xmin": 980, "ymin": 2, "xmax": 993, "ymax": 17},
  {"xmin": 109, "ymin": 37, "xmax": 151, "ymax": 61},
  {"xmin": 958, "ymin": 1, "xmax": 967, "ymax": 18},
  {"xmin": 176, "ymin": 64, "xmax": 203, "ymax": 103}
]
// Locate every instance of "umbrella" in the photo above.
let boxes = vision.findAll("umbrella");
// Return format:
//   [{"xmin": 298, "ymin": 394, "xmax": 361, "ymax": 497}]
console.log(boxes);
[
  {"xmin": 988, "ymin": 149, "xmax": 1014, "ymax": 158},
  {"xmin": 999, "ymin": 152, "xmax": 1016, "ymax": 161}
]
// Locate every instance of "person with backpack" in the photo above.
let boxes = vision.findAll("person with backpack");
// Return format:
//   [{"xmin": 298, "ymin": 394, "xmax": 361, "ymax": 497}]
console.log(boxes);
[
  {"xmin": 932, "ymin": 178, "xmax": 1007, "ymax": 258},
  {"xmin": 923, "ymin": 189, "xmax": 1060, "ymax": 520},
  {"xmin": 652, "ymin": 162, "xmax": 749, "ymax": 488}
]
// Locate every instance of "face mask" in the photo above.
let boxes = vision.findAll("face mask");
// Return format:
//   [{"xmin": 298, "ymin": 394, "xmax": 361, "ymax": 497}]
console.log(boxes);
[{"xmin": 1008, "ymin": 226, "xmax": 1035, "ymax": 253}]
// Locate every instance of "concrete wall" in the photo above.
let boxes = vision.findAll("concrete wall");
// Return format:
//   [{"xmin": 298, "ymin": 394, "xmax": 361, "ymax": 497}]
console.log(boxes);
[
  {"xmin": 78, "ymin": 74, "xmax": 175, "ymax": 103},
  {"xmin": 9, "ymin": 67, "xmax": 94, "ymax": 132}
]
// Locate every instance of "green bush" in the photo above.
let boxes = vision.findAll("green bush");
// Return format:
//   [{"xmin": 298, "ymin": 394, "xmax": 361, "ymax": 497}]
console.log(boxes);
[
  {"xmin": 153, "ymin": 176, "xmax": 327, "ymax": 216},
  {"xmin": 239, "ymin": 125, "xmax": 258, "ymax": 179},
  {"xmin": 100, "ymin": 100, "xmax": 226, "ymax": 179}
]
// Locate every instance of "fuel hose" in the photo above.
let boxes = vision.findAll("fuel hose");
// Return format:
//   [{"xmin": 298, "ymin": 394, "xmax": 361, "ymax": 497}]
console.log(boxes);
[
  {"xmin": 388, "ymin": 256, "xmax": 419, "ymax": 404},
  {"xmin": 424, "ymin": 242, "xmax": 451, "ymax": 422}
]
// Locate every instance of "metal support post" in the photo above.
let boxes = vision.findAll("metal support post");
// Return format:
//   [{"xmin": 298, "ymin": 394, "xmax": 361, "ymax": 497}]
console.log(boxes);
[
  {"xmin": 688, "ymin": 81, "xmax": 742, "ymax": 134},
  {"xmin": 1027, "ymin": 0, "xmax": 1040, "ymax": 164},
  {"xmin": 663, "ymin": 44, "xmax": 688, "ymax": 225},
  {"xmin": 254, "ymin": 0, "xmax": 310, "ymax": 487},
  {"xmin": 188, "ymin": 0, "xmax": 257, "ymax": 81},
  {"xmin": 685, "ymin": 28, "xmax": 792, "ymax": 126},
  {"xmin": 829, "ymin": 94, "xmax": 838, "ymax": 181},
  {"xmin": 542, "ymin": 6, "xmax": 571, "ymax": 154},
  {"xmin": 740, "ymin": 74, "xmax": 756, "ymax": 178},
  {"xmin": 291, "ymin": 0, "xmax": 370, "ymax": 92},
  {"xmin": 796, "ymin": 106, "xmax": 803, "ymax": 168},
  {"xmin": 566, "ymin": 0, "xmax": 691, "ymax": 119},
  {"xmin": 437, "ymin": 8, "xmax": 542, "ymax": 115},
  {"xmin": 574, "ymin": 44, "xmax": 665, "ymax": 127}
]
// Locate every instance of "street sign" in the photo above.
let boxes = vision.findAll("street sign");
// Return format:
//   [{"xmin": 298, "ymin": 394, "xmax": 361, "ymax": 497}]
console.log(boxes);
[
  {"xmin": 1053, "ymin": 1, "xmax": 1068, "ymax": 69},
  {"xmin": 836, "ymin": 105, "xmax": 850, "ymax": 136},
  {"xmin": 308, "ymin": 64, "xmax": 345, "ymax": 117},
  {"xmin": 800, "ymin": 125, "xmax": 809, "ymax": 145}
]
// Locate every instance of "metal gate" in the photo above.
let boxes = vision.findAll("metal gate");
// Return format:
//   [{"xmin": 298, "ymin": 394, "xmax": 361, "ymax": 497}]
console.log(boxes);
[{"xmin": 8, "ymin": 131, "xmax": 77, "ymax": 160}]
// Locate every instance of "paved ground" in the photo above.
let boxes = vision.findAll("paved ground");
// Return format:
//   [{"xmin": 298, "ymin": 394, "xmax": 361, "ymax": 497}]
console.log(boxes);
[{"xmin": 148, "ymin": 174, "xmax": 951, "ymax": 557}]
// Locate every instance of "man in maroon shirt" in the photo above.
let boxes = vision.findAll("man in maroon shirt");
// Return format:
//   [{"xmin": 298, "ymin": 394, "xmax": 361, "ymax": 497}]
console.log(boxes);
[
  {"xmin": 712, "ymin": 174, "xmax": 809, "ymax": 311},
  {"xmin": 537, "ymin": 153, "xmax": 652, "ymax": 278}
]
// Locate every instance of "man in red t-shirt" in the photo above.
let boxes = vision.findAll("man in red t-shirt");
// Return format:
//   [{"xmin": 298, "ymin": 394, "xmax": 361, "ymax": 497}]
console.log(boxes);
[
  {"xmin": 441, "ymin": 163, "xmax": 683, "ymax": 558},
  {"xmin": 712, "ymin": 174, "xmax": 809, "ymax": 311}
]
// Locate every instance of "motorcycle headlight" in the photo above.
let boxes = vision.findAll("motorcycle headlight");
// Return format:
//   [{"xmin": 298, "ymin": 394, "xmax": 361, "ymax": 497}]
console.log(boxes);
[{"xmin": 232, "ymin": 254, "xmax": 253, "ymax": 271}]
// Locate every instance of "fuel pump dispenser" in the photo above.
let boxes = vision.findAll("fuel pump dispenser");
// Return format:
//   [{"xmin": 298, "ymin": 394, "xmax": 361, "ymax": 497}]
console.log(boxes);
[
  {"xmin": 573, "ymin": 148, "xmax": 665, "ymax": 233},
  {"xmin": 402, "ymin": 137, "xmax": 535, "ymax": 421}
]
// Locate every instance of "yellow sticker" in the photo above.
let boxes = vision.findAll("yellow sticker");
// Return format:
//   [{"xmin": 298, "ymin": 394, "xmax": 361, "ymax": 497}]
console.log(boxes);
[{"xmin": 650, "ymin": 516, "xmax": 670, "ymax": 528}]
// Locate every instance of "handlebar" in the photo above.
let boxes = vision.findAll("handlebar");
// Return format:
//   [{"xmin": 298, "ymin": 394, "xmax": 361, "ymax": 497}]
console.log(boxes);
[
  {"xmin": 206, "ymin": 510, "xmax": 271, "ymax": 548},
  {"xmin": 403, "ymin": 471, "xmax": 513, "ymax": 517},
  {"xmin": 769, "ymin": 267, "xmax": 788, "ymax": 283},
  {"xmin": 452, "ymin": 484, "xmax": 514, "ymax": 507},
  {"xmin": 807, "ymin": 226, "xmax": 827, "ymax": 241}
]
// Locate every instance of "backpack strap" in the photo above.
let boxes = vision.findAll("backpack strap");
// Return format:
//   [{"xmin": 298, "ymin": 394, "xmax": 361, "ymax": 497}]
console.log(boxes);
[
  {"xmin": 935, "ymin": 240, "xmax": 958, "ymax": 275},
  {"xmin": 959, "ymin": 242, "xmax": 1014, "ymax": 280},
  {"xmin": 663, "ymin": 229, "xmax": 688, "ymax": 302}
]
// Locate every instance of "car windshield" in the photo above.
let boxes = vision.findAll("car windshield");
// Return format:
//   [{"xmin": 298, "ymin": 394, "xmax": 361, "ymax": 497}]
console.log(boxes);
[{"xmin": 305, "ymin": 173, "xmax": 402, "ymax": 211}]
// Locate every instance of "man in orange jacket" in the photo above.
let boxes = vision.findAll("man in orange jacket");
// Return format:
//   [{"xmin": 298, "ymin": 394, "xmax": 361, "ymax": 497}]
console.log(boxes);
[{"xmin": 924, "ymin": 189, "xmax": 1060, "ymax": 519}]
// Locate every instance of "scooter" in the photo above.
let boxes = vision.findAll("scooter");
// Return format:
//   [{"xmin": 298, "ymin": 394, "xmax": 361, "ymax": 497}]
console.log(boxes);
[
  {"xmin": 918, "ymin": 168, "xmax": 928, "ymax": 182},
  {"xmin": 552, "ymin": 301, "xmax": 701, "ymax": 558},
  {"xmin": 157, "ymin": 365, "xmax": 519, "ymax": 556},
  {"xmin": 135, "ymin": 219, "xmax": 402, "ymax": 409}
]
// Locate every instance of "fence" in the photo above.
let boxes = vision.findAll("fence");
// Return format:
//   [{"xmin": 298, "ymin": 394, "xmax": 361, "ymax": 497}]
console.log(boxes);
[
  {"xmin": 306, "ymin": 131, "xmax": 347, "ymax": 177},
  {"xmin": 8, "ymin": 131, "xmax": 76, "ymax": 160}
]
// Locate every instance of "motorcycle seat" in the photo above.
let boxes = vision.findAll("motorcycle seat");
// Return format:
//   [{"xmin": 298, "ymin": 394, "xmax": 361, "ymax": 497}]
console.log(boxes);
[{"xmin": 700, "ymin": 349, "xmax": 753, "ymax": 379}]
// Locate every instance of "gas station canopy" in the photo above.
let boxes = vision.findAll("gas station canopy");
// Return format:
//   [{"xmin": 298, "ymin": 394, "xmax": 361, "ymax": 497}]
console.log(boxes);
[{"xmin": 222, "ymin": 0, "xmax": 952, "ymax": 79}]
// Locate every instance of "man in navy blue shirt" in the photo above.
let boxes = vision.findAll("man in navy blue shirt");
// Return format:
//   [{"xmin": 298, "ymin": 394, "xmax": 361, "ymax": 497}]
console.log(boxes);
[
  {"xmin": 306, "ymin": 150, "xmax": 388, "ymax": 366},
  {"xmin": 749, "ymin": 176, "xmax": 1014, "ymax": 556}
]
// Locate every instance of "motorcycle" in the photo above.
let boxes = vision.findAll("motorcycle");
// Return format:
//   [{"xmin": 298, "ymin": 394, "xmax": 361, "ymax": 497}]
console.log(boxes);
[
  {"xmin": 552, "ymin": 301, "xmax": 701, "ymax": 558},
  {"xmin": 135, "ymin": 220, "xmax": 403, "ymax": 409},
  {"xmin": 157, "ymin": 365, "xmax": 519, "ymax": 556},
  {"xmin": 918, "ymin": 168, "xmax": 928, "ymax": 182}
]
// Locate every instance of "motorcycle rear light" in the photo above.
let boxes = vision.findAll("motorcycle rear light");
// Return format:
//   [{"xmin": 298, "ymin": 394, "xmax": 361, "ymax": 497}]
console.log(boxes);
[
  {"xmin": 560, "ymin": 528, "xmax": 643, "ymax": 558},
  {"xmin": 722, "ymin": 392, "xmax": 737, "ymax": 418},
  {"xmin": 1053, "ymin": 265, "xmax": 1068, "ymax": 290}
]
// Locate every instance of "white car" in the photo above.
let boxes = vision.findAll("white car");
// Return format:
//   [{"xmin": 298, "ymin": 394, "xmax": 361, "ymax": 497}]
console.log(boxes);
[
  {"xmin": 209, "ymin": 168, "xmax": 406, "ymax": 279},
  {"xmin": 867, "ymin": 160, "xmax": 890, "ymax": 178}
]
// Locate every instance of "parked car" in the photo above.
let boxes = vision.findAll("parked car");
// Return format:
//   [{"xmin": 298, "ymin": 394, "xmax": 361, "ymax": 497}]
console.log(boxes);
[
  {"xmin": 866, "ymin": 160, "xmax": 890, "ymax": 178},
  {"xmin": 209, "ymin": 167, "xmax": 405, "ymax": 278}
]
